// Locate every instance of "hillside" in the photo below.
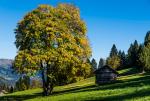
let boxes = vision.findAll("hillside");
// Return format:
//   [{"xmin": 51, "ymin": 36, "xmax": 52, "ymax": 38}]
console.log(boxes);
[
  {"xmin": 1, "ymin": 68, "xmax": 150, "ymax": 101},
  {"xmin": 0, "ymin": 59, "xmax": 19, "ymax": 86},
  {"xmin": 0, "ymin": 59, "xmax": 42, "ymax": 86}
]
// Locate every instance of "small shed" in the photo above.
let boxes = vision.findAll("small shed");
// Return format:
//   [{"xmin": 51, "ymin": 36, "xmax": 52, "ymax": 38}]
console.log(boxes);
[{"xmin": 95, "ymin": 65, "xmax": 118, "ymax": 84}]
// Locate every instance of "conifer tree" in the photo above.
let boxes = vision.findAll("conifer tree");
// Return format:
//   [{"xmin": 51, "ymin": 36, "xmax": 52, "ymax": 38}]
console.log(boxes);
[
  {"xmin": 9, "ymin": 86, "xmax": 14, "ymax": 93},
  {"xmin": 118, "ymin": 50, "xmax": 127, "ymax": 69},
  {"xmin": 110, "ymin": 44, "xmax": 118, "ymax": 57},
  {"xmin": 127, "ymin": 40, "xmax": 139, "ymax": 67},
  {"xmin": 144, "ymin": 31, "xmax": 150, "ymax": 46},
  {"xmin": 98, "ymin": 58, "xmax": 105, "ymax": 69},
  {"xmin": 107, "ymin": 44, "xmax": 121, "ymax": 69},
  {"xmin": 139, "ymin": 31, "xmax": 150, "ymax": 71},
  {"xmin": 139, "ymin": 45, "xmax": 150, "ymax": 71},
  {"xmin": 91, "ymin": 58, "xmax": 97, "ymax": 70},
  {"xmin": 15, "ymin": 75, "xmax": 30, "ymax": 91}
]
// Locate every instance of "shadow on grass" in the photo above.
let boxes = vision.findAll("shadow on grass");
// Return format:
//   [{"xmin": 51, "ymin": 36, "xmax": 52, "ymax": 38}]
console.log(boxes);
[
  {"xmin": 53, "ymin": 73, "xmax": 150, "ymax": 97},
  {"xmin": 53, "ymin": 84, "xmax": 96, "ymax": 95},
  {"xmin": 0, "ymin": 92, "xmax": 42, "ymax": 101},
  {"xmin": 1, "ymin": 73, "xmax": 150, "ymax": 101},
  {"xmin": 119, "ymin": 67, "xmax": 141, "ymax": 76},
  {"xmin": 88, "ymin": 87, "xmax": 150, "ymax": 101}
]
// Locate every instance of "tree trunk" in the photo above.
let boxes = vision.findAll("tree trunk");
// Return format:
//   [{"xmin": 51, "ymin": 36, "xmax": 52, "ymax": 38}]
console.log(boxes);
[
  {"xmin": 46, "ymin": 64, "xmax": 54, "ymax": 95},
  {"xmin": 41, "ymin": 69, "xmax": 47, "ymax": 96},
  {"xmin": 41, "ymin": 63, "xmax": 54, "ymax": 96},
  {"xmin": 46, "ymin": 79, "xmax": 54, "ymax": 95},
  {"xmin": 142, "ymin": 67, "xmax": 145, "ymax": 74}
]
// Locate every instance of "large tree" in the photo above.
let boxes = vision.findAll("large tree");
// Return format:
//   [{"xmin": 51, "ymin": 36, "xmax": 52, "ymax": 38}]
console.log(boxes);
[{"xmin": 14, "ymin": 4, "xmax": 92, "ymax": 95}]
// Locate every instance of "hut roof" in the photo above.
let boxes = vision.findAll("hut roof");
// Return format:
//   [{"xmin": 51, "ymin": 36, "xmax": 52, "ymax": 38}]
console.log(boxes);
[{"xmin": 94, "ymin": 65, "xmax": 118, "ymax": 74}]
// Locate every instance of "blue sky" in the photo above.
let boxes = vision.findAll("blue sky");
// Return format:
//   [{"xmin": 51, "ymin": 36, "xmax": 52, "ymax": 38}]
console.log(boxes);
[{"xmin": 0, "ymin": 0, "xmax": 150, "ymax": 62}]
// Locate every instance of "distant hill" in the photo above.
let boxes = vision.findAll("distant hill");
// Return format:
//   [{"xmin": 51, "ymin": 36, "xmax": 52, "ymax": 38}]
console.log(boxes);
[
  {"xmin": 0, "ymin": 59, "xmax": 42, "ymax": 86},
  {"xmin": 0, "ymin": 59, "xmax": 13, "ymax": 69},
  {"xmin": 0, "ymin": 59, "xmax": 19, "ymax": 86}
]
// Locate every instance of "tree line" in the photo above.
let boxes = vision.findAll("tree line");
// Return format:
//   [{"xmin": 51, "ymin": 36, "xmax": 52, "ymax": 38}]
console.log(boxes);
[{"xmin": 91, "ymin": 31, "xmax": 150, "ymax": 73}]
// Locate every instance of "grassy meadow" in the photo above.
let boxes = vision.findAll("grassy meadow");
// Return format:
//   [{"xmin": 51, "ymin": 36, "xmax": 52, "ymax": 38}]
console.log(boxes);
[{"xmin": 1, "ymin": 68, "xmax": 150, "ymax": 101}]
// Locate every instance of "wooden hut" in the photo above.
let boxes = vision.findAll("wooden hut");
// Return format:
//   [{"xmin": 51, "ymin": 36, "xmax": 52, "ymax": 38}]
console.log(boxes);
[{"xmin": 95, "ymin": 65, "xmax": 118, "ymax": 84}]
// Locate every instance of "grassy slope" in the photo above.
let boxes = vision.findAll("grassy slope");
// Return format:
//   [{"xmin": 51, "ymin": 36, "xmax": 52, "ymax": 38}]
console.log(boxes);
[{"xmin": 1, "ymin": 68, "xmax": 150, "ymax": 101}]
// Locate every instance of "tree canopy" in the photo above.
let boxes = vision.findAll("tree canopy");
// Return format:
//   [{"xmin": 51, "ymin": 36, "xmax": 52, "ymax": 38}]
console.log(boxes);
[{"xmin": 14, "ymin": 4, "xmax": 92, "ymax": 95}]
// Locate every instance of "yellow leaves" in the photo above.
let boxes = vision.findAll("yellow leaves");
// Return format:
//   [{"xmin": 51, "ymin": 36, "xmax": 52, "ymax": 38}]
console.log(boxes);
[
  {"xmin": 107, "ymin": 56, "xmax": 121, "ymax": 69},
  {"xmin": 14, "ymin": 49, "xmax": 41, "ymax": 73},
  {"xmin": 15, "ymin": 4, "xmax": 92, "ymax": 83},
  {"xmin": 71, "ymin": 67, "xmax": 77, "ymax": 75},
  {"xmin": 46, "ymin": 27, "xmax": 53, "ymax": 32},
  {"xmin": 80, "ymin": 38, "xmax": 88, "ymax": 46},
  {"xmin": 57, "ymin": 38, "xmax": 63, "ymax": 43},
  {"xmin": 37, "ymin": 4, "xmax": 54, "ymax": 14}
]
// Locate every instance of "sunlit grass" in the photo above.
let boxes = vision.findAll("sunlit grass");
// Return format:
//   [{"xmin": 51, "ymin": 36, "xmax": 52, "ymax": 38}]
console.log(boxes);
[{"xmin": 1, "ymin": 68, "xmax": 150, "ymax": 101}]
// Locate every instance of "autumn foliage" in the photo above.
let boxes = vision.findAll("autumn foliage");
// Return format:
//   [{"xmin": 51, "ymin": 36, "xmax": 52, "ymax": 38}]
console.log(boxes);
[{"xmin": 14, "ymin": 4, "xmax": 92, "ymax": 95}]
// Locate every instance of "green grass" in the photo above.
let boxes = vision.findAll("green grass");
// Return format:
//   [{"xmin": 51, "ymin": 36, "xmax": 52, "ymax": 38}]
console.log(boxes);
[
  {"xmin": 1, "ymin": 68, "xmax": 150, "ymax": 101},
  {"xmin": 118, "ymin": 67, "xmax": 141, "ymax": 76}
]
